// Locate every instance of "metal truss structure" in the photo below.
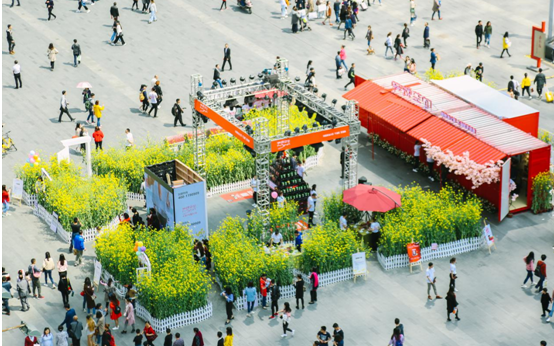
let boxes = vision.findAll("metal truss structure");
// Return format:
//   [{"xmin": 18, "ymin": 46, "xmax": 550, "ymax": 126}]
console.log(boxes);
[{"xmin": 189, "ymin": 58, "xmax": 360, "ymax": 227}]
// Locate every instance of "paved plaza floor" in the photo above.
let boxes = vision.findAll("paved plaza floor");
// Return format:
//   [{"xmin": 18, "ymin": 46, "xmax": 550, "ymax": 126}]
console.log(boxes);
[{"xmin": 2, "ymin": 0, "xmax": 554, "ymax": 345}]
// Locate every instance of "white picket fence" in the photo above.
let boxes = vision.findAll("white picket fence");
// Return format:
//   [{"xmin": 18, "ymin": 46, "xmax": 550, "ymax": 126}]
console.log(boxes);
[
  {"xmin": 215, "ymin": 265, "xmax": 354, "ymax": 311},
  {"xmin": 101, "ymin": 268, "xmax": 212, "ymax": 332},
  {"xmin": 376, "ymin": 237, "xmax": 485, "ymax": 271},
  {"xmin": 30, "ymin": 196, "xmax": 121, "ymax": 243},
  {"xmin": 126, "ymin": 192, "xmax": 145, "ymax": 202}
]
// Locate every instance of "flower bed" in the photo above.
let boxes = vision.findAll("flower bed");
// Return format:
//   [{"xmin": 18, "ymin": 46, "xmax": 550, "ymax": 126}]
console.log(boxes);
[
  {"xmin": 377, "ymin": 237, "xmax": 484, "ymax": 271},
  {"xmin": 531, "ymin": 172, "xmax": 554, "ymax": 214},
  {"xmin": 95, "ymin": 224, "xmax": 211, "ymax": 321},
  {"xmin": 246, "ymin": 201, "xmax": 301, "ymax": 243},
  {"xmin": 298, "ymin": 222, "xmax": 360, "ymax": 274},
  {"xmin": 321, "ymin": 191, "xmax": 363, "ymax": 227},
  {"xmin": 211, "ymin": 217, "xmax": 294, "ymax": 299},
  {"xmin": 377, "ymin": 185, "xmax": 482, "ymax": 258},
  {"xmin": 243, "ymin": 105, "xmax": 319, "ymax": 137}
]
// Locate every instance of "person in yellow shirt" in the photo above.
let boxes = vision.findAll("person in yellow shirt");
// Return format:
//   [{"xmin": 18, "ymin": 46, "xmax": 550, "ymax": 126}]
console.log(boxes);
[
  {"xmin": 521, "ymin": 73, "xmax": 532, "ymax": 99},
  {"xmin": 500, "ymin": 32, "xmax": 511, "ymax": 58},
  {"xmin": 93, "ymin": 100, "xmax": 105, "ymax": 127},
  {"xmin": 224, "ymin": 327, "xmax": 233, "ymax": 346}
]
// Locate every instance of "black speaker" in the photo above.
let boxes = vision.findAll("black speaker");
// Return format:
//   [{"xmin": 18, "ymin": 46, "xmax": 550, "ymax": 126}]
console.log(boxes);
[{"xmin": 264, "ymin": 74, "xmax": 280, "ymax": 87}]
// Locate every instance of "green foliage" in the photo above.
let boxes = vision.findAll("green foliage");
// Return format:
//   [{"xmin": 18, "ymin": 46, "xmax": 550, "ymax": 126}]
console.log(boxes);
[
  {"xmin": 531, "ymin": 172, "xmax": 554, "ymax": 213},
  {"xmin": 322, "ymin": 191, "xmax": 364, "ymax": 226}
]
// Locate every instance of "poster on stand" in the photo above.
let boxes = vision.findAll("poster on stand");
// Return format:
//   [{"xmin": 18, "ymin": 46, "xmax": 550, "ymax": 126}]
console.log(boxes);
[
  {"xmin": 483, "ymin": 224, "xmax": 494, "ymax": 246},
  {"xmin": 407, "ymin": 243, "xmax": 421, "ymax": 263},
  {"xmin": 352, "ymin": 252, "xmax": 367, "ymax": 275},
  {"xmin": 12, "ymin": 179, "xmax": 23, "ymax": 199},
  {"xmin": 93, "ymin": 260, "xmax": 102, "ymax": 286},
  {"xmin": 174, "ymin": 181, "xmax": 208, "ymax": 239}
]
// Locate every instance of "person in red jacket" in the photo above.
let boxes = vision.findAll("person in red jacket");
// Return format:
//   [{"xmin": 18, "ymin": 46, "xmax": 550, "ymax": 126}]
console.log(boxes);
[
  {"xmin": 143, "ymin": 321, "xmax": 157, "ymax": 346},
  {"xmin": 2, "ymin": 185, "xmax": 10, "ymax": 216},
  {"xmin": 92, "ymin": 126, "xmax": 104, "ymax": 150},
  {"xmin": 260, "ymin": 274, "xmax": 268, "ymax": 309},
  {"xmin": 24, "ymin": 335, "xmax": 38, "ymax": 346},
  {"xmin": 536, "ymin": 254, "xmax": 548, "ymax": 292}
]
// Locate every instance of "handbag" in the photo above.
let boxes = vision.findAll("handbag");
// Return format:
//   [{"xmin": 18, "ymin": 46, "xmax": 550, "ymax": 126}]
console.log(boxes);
[
  {"xmin": 80, "ymin": 291, "xmax": 85, "ymax": 296},
  {"xmin": 32, "ymin": 266, "xmax": 41, "ymax": 279}
]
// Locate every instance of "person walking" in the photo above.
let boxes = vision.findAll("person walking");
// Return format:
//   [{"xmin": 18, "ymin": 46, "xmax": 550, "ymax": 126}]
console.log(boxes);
[
  {"xmin": 16, "ymin": 270, "xmax": 31, "ymax": 312},
  {"xmin": 333, "ymin": 0, "xmax": 340, "ymax": 24},
  {"xmin": 56, "ymin": 326, "xmax": 69, "ymax": 346},
  {"xmin": 93, "ymin": 100, "xmax": 105, "ymax": 126},
  {"xmin": 308, "ymin": 267, "xmax": 319, "ymax": 304},
  {"xmin": 95, "ymin": 311, "xmax": 105, "ymax": 346},
  {"xmin": 260, "ymin": 274, "xmax": 268, "ymax": 309},
  {"xmin": 244, "ymin": 281, "xmax": 256, "ymax": 317},
  {"xmin": 47, "ymin": 43, "xmax": 59, "ymax": 71},
  {"xmin": 384, "ymin": 32, "xmax": 393, "ymax": 58},
  {"xmin": 475, "ymin": 20, "xmax": 483, "ymax": 48},
  {"xmin": 172, "ymin": 99, "xmax": 186, "ymax": 127},
  {"xmin": 141, "ymin": 0, "xmax": 149, "ymax": 12},
  {"xmin": 394, "ymin": 34, "xmax": 403, "ymax": 60},
  {"xmin": 57, "ymin": 255, "xmax": 68, "ymax": 279},
  {"xmin": 147, "ymin": 88, "xmax": 158, "ymax": 117},
  {"xmin": 541, "ymin": 288, "xmax": 552, "ymax": 317},
  {"xmin": 219, "ymin": 0, "xmax": 227, "ymax": 10},
  {"xmin": 220, "ymin": 287, "xmax": 234, "ymax": 325},
  {"xmin": 322, "ymin": 1, "xmax": 332, "ymax": 25},
  {"xmin": 1, "ymin": 276, "xmax": 11, "ymax": 316},
  {"xmin": 69, "ymin": 218, "xmax": 81, "ymax": 254},
  {"xmin": 307, "ymin": 193, "xmax": 317, "ymax": 225},
  {"xmin": 140, "ymin": 85, "xmax": 149, "ymax": 113},
  {"xmin": 280, "ymin": 0, "xmax": 288, "ymax": 19},
  {"xmin": 535, "ymin": 254, "xmax": 547, "ymax": 292},
  {"xmin": 343, "ymin": 15, "xmax": 354, "ymax": 40},
  {"xmin": 393, "ymin": 318, "xmax": 403, "ymax": 336},
  {"xmin": 190, "ymin": 329, "xmax": 203, "ymax": 346},
  {"xmin": 402, "ymin": 23, "xmax": 410, "ymax": 48},
  {"xmin": 73, "ymin": 230, "xmax": 85, "ymax": 266},
  {"xmin": 507, "ymin": 75, "xmax": 520, "ymax": 100},
  {"xmin": 42, "ymin": 252, "xmax": 56, "ymax": 289},
  {"xmin": 409, "ymin": 0, "xmax": 416, "ymax": 26},
  {"xmin": 153, "ymin": 80, "xmax": 163, "ymax": 107},
  {"xmin": 278, "ymin": 302, "xmax": 294, "ymax": 338},
  {"xmin": 84, "ymin": 277, "xmax": 96, "ymax": 314},
  {"xmin": 339, "ymin": 45, "xmax": 348, "ymax": 70},
  {"xmin": 6, "ymin": 25, "xmax": 15, "ymax": 54},
  {"xmin": 423, "ymin": 22, "xmax": 430, "ymax": 48},
  {"xmin": 337, "ymin": 5, "xmax": 346, "ymax": 30},
  {"xmin": 533, "ymin": 68, "xmax": 547, "ymax": 99},
  {"xmin": 77, "ymin": 0, "xmax": 89, "ymax": 13},
  {"xmin": 474, "ymin": 62, "xmax": 484, "ymax": 82},
  {"xmin": 449, "ymin": 257, "xmax": 458, "ymax": 291},
  {"xmin": 335, "ymin": 51, "xmax": 342, "ymax": 79},
  {"xmin": 431, "ymin": 0, "xmax": 441, "ymax": 20},
  {"xmin": 58, "ymin": 90, "xmax": 75, "ymax": 123},
  {"xmin": 500, "ymin": 32, "xmax": 511, "ymax": 58},
  {"xmin": 46, "ymin": 0, "xmax": 57, "ymax": 21},
  {"xmin": 85, "ymin": 315, "xmax": 96, "ymax": 346},
  {"xmin": 41, "ymin": 327, "xmax": 54, "ymax": 346},
  {"xmin": 222, "ymin": 44, "xmax": 232, "ymax": 71},
  {"xmin": 148, "ymin": 0, "xmax": 157, "ymax": 23},
  {"xmin": 71, "ymin": 40, "xmax": 82, "ymax": 67},
  {"xmin": 28, "ymin": 258, "xmax": 44, "ymax": 299},
  {"xmin": 110, "ymin": 2, "xmax": 119, "ymax": 18},
  {"xmin": 213, "ymin": 64, "xmax": 223, "ymax": 88},
  {"xmin": 108, "ymin": 295, "xmax": 122, "ymax": 330},
  {"xmin": 224, "ymin": 327, "xmax": 233, "ymax": 346},
  {"xmin": 429, "ymin": 48, "xmax": 437, "ymax": 70},
  {"xmin": 69, "ymin": 315, "xmax": 84, "ymax": 346},
  {"xmin": 426, "ymin": 262, "xmax": 442, "ymax": 301},
  {"xmin": 484, "ymin": 21, "xmax": 492, "ymax": 47},
  {"xmin": 1, "ymin": 186, "xmax": 10, "ymax": 216},
  {"xmin": 365, "ymin": 25, "xmax": 373, "ymax": 54},
  {"xmin": 92, "ymin": 126, "xmax": 104, "ymax": 150},
  {"xmin": 268, "ymin": 281, "xmax": 280, "ymax": 319},
  {"xmin": 121, "ymin": 297, "xmax": 135, "ymax": 333},
  {"xmin": 111, "ymin": 21, "xmax": 125, "ymax": 46},
  {"xmin": 463, "ymin": 63, "xmax": 472, "ymax": 75},
  {"xmin": 132, "ymin": 0, "xmax": 139, "ymax": 11},
  {"xmin": 446, "ymin": 287, "xmax": 460, "ymax": 321},
  {"xmin": 294, "ymin": 274, "xmax": 304, "ymax": 309},
  {"xmin": 11, "ymin": 61, "xmax": 22, "ymax": 90},
  {"xmin": 86, "ymin": 93, "xmax": 95, "ymax": 123},
  {"xmin": 57, "ymin": 276, "xmax": 73, "ymax": 306},
  {"xmin": 388, "ymin": 327, "xmax": 404, "ymax": 346},
  {"xmin": 291, "ymin": 7, "xmax": 299, "ymax": 33},
  {"xmin": 522, "ymin": 73, "xmax": 532, "ymax": 99},
  {"xmin": 10, "ymin": 0, "xmax": 20, "ymax": 8}
]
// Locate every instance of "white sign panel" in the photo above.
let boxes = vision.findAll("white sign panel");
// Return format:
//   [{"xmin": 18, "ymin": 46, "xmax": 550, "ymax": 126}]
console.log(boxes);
[
  {"xmin": 93, "ymin": 260, "xmax": 102, "ymax": 286},
  {"xmin": 499, "ymin": 158, "xmax": 511, "ymax": 221},
  {"xmin": 12, "ymin": 179, "xmax": 23, "ymax": 199},
  {"xmin": 352, "ymin": 252, "xmax": 367, "ymax": 275}
]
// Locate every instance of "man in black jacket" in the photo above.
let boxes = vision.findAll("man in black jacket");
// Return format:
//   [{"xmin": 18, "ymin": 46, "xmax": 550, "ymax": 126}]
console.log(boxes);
[
  {"xmin": 344, "ymin": 63, "xmax": 355, "ymax": 90},
  {"xmin": 172, "ymin": 99, "xmax": 186, "ymax": 127},
  {"xmin": 153, "ymin": 80, "xmax": 163, "ymax": 107},
  {"xmin": 6, "ymin": 25, "xmax": 15, "ymax": 54},
  {"xmin": 507, "ymin": 75, "xmax": 520, "ymax": 100},
  {"xmin": 402, "ymin": 23, "xmax": 410, "ymax": 48},
  {"xmin": 475, "ymin": 20, "xmax": 483, "ymax": 49},
  {"xmin": 213, "ymin": 64, "xmax": 222, "ymax": 88},
  {"xmin": 222, "ymin": 44, "xmax": 232, "ymax": 71},
  {"xmin": 110, "ymin": 2, "xmax": 119, "ymax": 19},
  {"xmin": 534, "ymin": 68, "xmax": 547, "ymax": 99}
]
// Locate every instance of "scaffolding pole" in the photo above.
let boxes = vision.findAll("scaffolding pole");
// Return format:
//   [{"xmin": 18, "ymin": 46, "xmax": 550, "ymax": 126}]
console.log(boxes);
[
  {"xmin": 190, "ymin": 74, "xmax": 206, "ymax": 179},
  {"xmin": 253, "ymin": 117, "xmax": 271, "ymax": 228},
  {"xmin": 344, "ymin": 100, "xmax": 360, "ymax": 189}
]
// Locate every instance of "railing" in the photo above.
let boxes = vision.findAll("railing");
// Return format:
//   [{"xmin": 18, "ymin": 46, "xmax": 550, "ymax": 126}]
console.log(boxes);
[{"xmin": 376, "ymin": 237, "xmax": 485, "ymax": 271}]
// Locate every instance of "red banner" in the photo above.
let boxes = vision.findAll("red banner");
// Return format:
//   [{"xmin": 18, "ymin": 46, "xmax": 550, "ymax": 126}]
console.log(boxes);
[
  {"xmin": 270, "ymin": 126, "xmax": 350, "ymax": 152},
  {"xmin": 407, "ymin": 243, "xmax": 421, "ymax": 263},
  {"xmin": 194, "ymin": 100, "xmax": 254, "ymax": 148}
]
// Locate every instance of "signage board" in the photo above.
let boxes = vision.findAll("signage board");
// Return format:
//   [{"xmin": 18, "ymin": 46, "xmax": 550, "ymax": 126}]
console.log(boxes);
[
  {"xmin": 407, "ymin": 242, "xmax": 421, "ymax": 263},
  {"xmin": 352, "ymin": 252, "xmax": 367, "ymax": 275}
]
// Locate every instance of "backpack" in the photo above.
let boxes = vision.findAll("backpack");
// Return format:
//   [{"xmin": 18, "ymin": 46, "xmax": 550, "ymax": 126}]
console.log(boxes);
[
  {"xmin": 171, "ymin": 104, "xmax": 177, "ymax": 116},
  {"xmin": 108, "ymin": 332, "xmax": 116, "ymax": 346},
  {"xmin": 534, "ymin": 264, "xmax": 542, "ymax": 276},
  {"xmin": 139, "ymin": 92, "xmax": 145, "ymax": 101},
  {"xmin": 85, "ymin": 100, "xmax": 91, "ymax": 110}
]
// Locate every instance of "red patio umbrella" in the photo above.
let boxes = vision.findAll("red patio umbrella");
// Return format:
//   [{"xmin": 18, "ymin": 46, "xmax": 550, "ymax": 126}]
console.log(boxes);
[{"xmin": 342, "ymin": 185, "xmax": 401, "ymax": 212}]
